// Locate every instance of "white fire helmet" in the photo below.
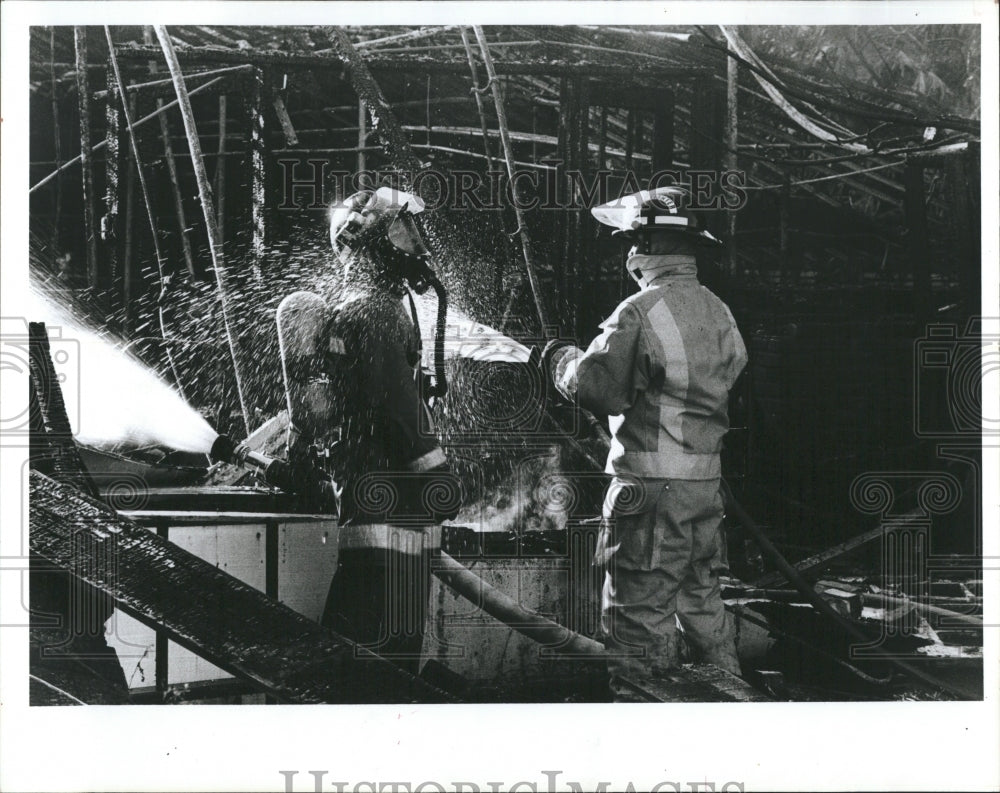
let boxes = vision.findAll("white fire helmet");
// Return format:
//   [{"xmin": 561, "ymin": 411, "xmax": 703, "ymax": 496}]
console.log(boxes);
[
  {"xmin": 590, "ymin": 185, "xmax": 721, "ymax": 247},
  {"xmin": 329, "ymin": 186, "xmax": 429, "ymax": 259}
]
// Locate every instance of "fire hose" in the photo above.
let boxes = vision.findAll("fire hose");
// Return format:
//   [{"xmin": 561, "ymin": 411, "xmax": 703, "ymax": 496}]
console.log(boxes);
[
  {"xmin": 209, "ymin": 434, "xmax": 339, "ymax": 515},
  {"xmin": 433, "ymin": 551, "xmax": 604, "ymax": 657},
  {"xmin": 717, "ymin": 478, "xmax": 977, "ymax": 698}
]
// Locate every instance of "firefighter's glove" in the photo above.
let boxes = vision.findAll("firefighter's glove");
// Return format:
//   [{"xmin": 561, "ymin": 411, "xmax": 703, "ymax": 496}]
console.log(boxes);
[{"xmin": 543, "ymin": 339, "xmax": 584, "ymax": 397}]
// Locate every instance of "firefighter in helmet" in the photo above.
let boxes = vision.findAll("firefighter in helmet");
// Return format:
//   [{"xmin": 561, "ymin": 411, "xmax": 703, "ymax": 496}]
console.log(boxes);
[
  {"xmin": 542, "ymin": 186, "xmax": 748, "ymax": 699},
  {"xmin": 276, "ymin": 186, "xmax": 460, "ymax": 674}
]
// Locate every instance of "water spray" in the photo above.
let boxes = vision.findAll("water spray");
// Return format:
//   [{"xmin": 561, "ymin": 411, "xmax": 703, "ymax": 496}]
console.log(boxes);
[{"xmin": 209, "ymin": 434, "xmax": 339, "ymax": 514}]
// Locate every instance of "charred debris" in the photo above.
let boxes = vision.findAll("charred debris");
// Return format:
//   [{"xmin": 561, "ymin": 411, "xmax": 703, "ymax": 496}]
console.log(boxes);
[{"xmin": 27, "ymin": 25, "xmax": 983, "ymax": 703}]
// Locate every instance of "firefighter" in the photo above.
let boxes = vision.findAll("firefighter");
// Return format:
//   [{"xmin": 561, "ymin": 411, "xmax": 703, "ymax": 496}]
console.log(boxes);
[
  {"xmin": 542, "ymin": 186, "xmax": 747, "ymax": 699},
  {"xmin": 276, "ymin": 186, "xmax": 460, "ymax": 675}
]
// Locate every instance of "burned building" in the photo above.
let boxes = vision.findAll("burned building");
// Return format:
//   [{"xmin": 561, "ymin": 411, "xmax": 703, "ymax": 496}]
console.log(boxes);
[{"xmin": 22, "ymin": 24, "xmax": 985, "ymax": 706}]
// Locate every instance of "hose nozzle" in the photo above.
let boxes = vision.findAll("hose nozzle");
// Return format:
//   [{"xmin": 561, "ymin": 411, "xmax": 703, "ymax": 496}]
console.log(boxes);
[{"xmin": 209, "ymin": 433, "xmax": 339, "ymax": 515}]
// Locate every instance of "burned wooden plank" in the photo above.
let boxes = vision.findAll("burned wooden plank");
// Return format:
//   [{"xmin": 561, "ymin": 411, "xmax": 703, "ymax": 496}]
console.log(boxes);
[
  {"xmin": 619, "ymin": 664, "xmax": 772, "ymax": 703},
  {"xmin": 753, "ymin": 512, "xmax": 921, "ymax": 588},
  {"xmin": 29, "ymin": 323, "xmax": 99, "ymax": 498},
  {"xmin": 29, "ymin": 471, "xmax": 452, "ymax": 704}
]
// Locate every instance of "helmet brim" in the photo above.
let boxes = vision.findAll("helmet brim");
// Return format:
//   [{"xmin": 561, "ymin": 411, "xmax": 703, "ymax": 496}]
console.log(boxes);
[{"xmin": 612, "ymin": 226, "xmax": 723, "ymax": 247}]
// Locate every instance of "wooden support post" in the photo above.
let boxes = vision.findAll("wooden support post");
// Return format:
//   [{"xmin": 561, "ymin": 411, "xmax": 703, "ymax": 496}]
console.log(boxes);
[
  {"xmin": 573, "ymin": 78, "xmax": 590, "ymax": 340},
  {"xmin": 49, "ymin": 28, "xmax": 63, "ymax": 258},
  {"xmin": 472, "ymin": 26, "xmax": 550, "ymax": 333},
  {"xmin": 145, "ymin": 25, "xmax": 197, "ymax": 279},
  {"xmin": 103, "ymin": 57, "xmax": 122, "ymax": 306},
  {"xmin": 154, "ymin": 25, "xmax": 251, "ymax": 436},
  {"xmin": 651, "ymin": 89, "xmax": 674, "ymax": 173},
  {"xmin": 356, "ymin": 98, "xmax": 367, "ymax": 188},
  {"xmin": 556, "ymin": 77, "xmax": 573, "ymax": 323},
  {"xmin": 689, "ymin": 75, "xmax": 725, "ymax": 272},
  {"xmin": 598, "ymin": 107, "xmax": 608, "ymax": 168},
  {"xmin": 425, "ymin": 74, "xmax": 433, "ymax": 146},
  {"xmin": 724, "ymin": 53, "xmax": 739, "ymax": 276},
  {"xmin": 214, "ymin": 95, "xmax": 227, "ymax": 239},
  {"xmin": 904, "ymin": 160, "xmax": 931, "ymax": 329},
  {"xmin": 624, "ymin": 108, "xmax": 635, "ymax": 172},
  {"xmin": 632, "ymin": 111, "xmax": 644, "ymax": 175},
  {"xmin": 106, "ymin": 28, "xmax": 178, "ymax": 388},
  {"xmin": 122, "ymin": 96, "xmax": 138, "ymax": 336},
  {"xmin": 248, "ymin": 67, "xmax": 267, "ymax": 279},
  {"xmin": 155, "ymin": 520, "xmax": 170, "ymax": 696},
  {"xmin": 73, "ymin": 27, "xmax": 99, "ymax": 290},
  {"xmin": 459, "ymin": 26, "xmax": 495, "ymax": 170}
]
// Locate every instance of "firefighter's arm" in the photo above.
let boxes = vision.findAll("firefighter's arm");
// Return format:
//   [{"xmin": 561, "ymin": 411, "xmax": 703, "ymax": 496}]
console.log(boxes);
[
  {"xmin": 554, "ymin": 301, "xmax": 649, "ymax": 417},
  {"xmin": 722, "ymin": 302, "xmax": 749, "ymax": 386}
]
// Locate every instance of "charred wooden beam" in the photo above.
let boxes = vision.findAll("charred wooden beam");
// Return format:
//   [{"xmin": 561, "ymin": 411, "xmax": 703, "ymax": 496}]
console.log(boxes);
[
  {"xmin": 473, "ymin": 26, "xmax": 550, "ymax": 333},
  {"xmin": 326, "ymin": 28, "xmax": 423, "ymax": 173},
  {"xmin": 155, "ymin": 25, "xmax": 251, "ymax": 435},
  {"xmin": 29, "ymin": 471, "xmax": 452, "ymax": 704},
  {"xmin": 143, "ymin": 27, "xmax": 197, "ymax": 279},
  {"xmin": 30, "ymin": 75, "xmax": 229, "ymax": 195},
  {"xmin": 114, "ymin": 44, "xmax": 707, "ymax": 78},
  {"xmin": 103, "ymin": 57, "xmax": 122, "ymax": 305},
  {"xmin": 248, "ymin": 66, "xmax": 268, "ymax": 277},
  {"xmin": 74, "ymin": 27, "xmax": 99, "ymax": 290},
  {"xmin": 49, "ymin": 28, "xmax": 63, "ymax": 257},
  {"xmin": 106, "ymin": 27, "xmax": 171, "ymax": 356},
  {"xmin": 724, "ymin": 53, "xmax": 738, "ymax": 275},
  {"xmin": 92, "ymin": 63, "xmax": 253, "ymax": 99},
  {"xmin": 122, "ymin": 95, "xmax": 138, "ymax": 335},
  {"xmin": 214, "ymin": 95, "xmax": 228, "ymax": 238},
  {"xmin": 753, "ymin": 518, "xmax": 911, "ymax": 588},
  {"xmin": 459, "ymin": 26, "xmax": 496, "ymax": 171}
]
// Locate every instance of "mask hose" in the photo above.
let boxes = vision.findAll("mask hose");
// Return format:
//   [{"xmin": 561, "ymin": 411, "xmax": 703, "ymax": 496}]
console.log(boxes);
[{"xmin": 428, "ymin": 277, "xmax": 449, "ymax": 398}]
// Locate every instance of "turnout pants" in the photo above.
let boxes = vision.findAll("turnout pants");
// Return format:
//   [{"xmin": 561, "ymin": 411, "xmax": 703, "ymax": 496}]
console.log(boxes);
[
  {"xmin": 322, "ymin": 524, "xmax": 439, "ymax": 676},
  {"xmin": 597, "ymin": 476, "xmax": 739, "ymax": 691}
]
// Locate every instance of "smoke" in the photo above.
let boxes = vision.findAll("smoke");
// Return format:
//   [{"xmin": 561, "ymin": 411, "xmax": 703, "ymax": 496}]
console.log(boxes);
[{"xmin": 27, "ymin": 290, "xmax": 218, "ymax": 453}]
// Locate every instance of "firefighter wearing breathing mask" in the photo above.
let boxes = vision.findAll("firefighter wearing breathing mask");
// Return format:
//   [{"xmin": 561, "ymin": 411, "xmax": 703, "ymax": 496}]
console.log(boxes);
[
  {"xmin": 543, "ymin": 186, "xmax": 747, "ymax": 699},
  {"xmin": 276, "ymin": 186, "xmax": 460, "ymax": 675}
]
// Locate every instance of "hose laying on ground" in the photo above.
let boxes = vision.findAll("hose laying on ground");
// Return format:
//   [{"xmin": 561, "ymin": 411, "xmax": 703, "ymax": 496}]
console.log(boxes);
[
  {"xmin": 433, "ymin": 551, "xmax": 604, "ymax": 657},
  {"xmin": 731, "ymin": 604, "xmax": 892, "ymax": 687},
  {"xmin": 719, "ymin": 478, "xmax": 978, "ymax": 699}
]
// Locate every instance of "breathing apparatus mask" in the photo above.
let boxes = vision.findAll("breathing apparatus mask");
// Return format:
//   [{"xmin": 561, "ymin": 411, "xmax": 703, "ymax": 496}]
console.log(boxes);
[
  {"xmin": 330, "ymin": 186, "xmax": 439, "ymax": 294},
  {"xmin": 330, "ymin": 187, "xmax": 450, "ymax": 399}
]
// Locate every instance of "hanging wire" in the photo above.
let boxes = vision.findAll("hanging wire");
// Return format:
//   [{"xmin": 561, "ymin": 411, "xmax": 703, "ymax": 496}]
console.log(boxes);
[{"xmin": 741, "ymin": 159, "xmax": 906, "ymax": 191}]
